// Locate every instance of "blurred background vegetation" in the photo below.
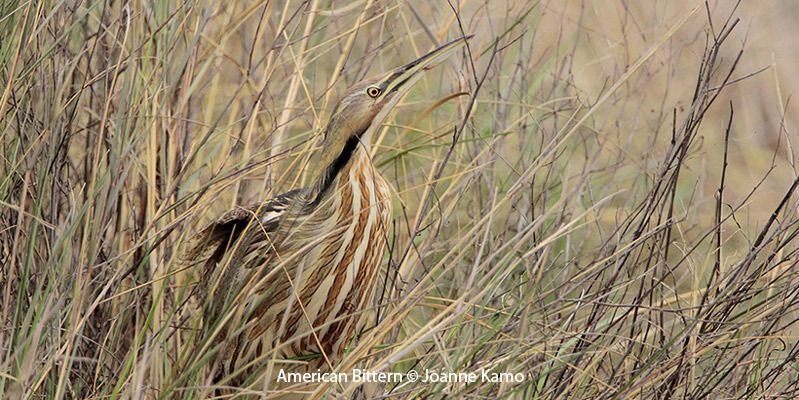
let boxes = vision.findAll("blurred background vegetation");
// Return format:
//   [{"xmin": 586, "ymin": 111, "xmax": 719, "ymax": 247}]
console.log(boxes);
[{"xmin": 3, "ymin": 0, "xmax": 799, "ymax": 398}]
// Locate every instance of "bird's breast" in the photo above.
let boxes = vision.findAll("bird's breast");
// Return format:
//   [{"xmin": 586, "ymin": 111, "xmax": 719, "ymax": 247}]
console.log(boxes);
[
  {"xmin": 243, "ymin": 151, "xmax": 393, "ymax": 363},
  {"xmin": 291, "ymin": 152, "xmax": 392, "ymax": 356}
]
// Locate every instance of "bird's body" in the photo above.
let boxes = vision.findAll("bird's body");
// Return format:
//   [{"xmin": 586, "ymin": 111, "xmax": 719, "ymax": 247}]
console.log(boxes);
[
  {"xmin": 180, "ymin": 36, "xmax": 468, "ymax": 394},
  {"xmin": 217, "ymin": 149, "xmax": 391, "ymax": 370}
]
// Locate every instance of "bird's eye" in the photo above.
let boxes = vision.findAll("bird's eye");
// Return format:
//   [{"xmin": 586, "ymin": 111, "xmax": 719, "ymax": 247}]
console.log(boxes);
[{"xmin": 366, "ymin": 86, "xmax": 381, "ymax": 98}]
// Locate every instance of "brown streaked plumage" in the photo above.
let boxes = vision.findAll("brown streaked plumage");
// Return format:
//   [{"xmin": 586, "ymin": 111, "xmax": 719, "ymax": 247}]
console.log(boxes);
[{"xmin": 181, "ymin": 37, "xmax": 469, "ymax": 393}]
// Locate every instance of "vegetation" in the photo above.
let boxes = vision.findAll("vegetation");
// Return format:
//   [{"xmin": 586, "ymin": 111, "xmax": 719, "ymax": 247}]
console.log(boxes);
[{"xmin": 2, "ymin": 0, "xmax": 799, "ymax": 398}]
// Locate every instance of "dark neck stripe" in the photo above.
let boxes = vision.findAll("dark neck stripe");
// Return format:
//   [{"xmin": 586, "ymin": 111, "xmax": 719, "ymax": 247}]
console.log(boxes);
[{"xmin": 310, "ymin": 132, "xmax": 364, "ymax": 209}]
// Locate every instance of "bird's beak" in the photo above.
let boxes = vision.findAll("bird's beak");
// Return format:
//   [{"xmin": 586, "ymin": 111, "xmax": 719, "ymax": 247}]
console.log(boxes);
[{"xmin": 379, "ymin": 35, "xmax": 472, "ymax": 98}]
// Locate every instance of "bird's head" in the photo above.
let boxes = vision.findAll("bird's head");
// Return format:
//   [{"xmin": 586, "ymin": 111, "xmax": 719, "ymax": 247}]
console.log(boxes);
[
  {"xmin": 308, "ymin": 36, "xmax": 470, "ymax": 201},
  {"xmin": 320, "ymin": 36, "xmax": 470, "ymax": 153}
]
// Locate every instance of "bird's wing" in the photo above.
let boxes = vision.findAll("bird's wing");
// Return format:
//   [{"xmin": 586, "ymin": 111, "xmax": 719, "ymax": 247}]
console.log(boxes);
[
  {"xmin": 172, "ymin": 188, "xmax": 307, "ymax": 343},
  {"xmin": 180, "ymin": 188, "xmax": 308, "ymax": 293}
]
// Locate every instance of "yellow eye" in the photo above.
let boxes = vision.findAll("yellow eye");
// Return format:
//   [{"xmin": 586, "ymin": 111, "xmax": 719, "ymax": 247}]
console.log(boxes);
[{"xmin": 366, "ymin": 86, "xmax": 381, "ymax": 98}]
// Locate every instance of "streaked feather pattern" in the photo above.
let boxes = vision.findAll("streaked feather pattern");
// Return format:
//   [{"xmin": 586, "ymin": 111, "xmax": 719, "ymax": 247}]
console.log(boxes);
[{"xmin": 182, "ymin": 148, "xmax": 392, "ymax": 386}]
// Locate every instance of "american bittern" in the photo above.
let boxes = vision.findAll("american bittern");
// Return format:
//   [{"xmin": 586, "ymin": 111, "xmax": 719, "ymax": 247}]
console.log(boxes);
[{"xmin": 182, "ymin": 37, "xmax": 469, "ymax": 392}]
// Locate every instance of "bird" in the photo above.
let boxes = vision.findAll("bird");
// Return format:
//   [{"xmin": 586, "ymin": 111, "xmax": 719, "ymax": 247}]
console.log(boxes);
[{"xmin": 180, "ymin": 36, "xmax": 469, "ymax": 395}]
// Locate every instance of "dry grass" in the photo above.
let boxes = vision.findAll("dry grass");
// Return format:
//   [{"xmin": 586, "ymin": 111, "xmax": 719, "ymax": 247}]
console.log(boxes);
[{"xmin": 3, "ymin": 0, "xmax": 799, "ymax": 398}]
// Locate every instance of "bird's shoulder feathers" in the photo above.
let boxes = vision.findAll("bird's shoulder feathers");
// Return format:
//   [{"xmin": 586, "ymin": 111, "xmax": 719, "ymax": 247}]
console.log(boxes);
[{"xmin": 182, "ymin": 188, "xmax": 309, "ymax": 270}]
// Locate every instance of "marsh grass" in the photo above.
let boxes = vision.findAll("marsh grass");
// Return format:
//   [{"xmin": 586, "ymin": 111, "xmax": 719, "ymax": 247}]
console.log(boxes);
[{"xmin": 3, "ymin": 0, "xmax": 799, "ymax": 398}]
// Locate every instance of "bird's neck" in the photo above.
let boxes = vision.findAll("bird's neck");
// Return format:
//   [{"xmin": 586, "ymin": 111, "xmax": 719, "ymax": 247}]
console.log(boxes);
[{"xmin": 309, "ymin": 135, "xmax": 370, "ymax": 208}]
